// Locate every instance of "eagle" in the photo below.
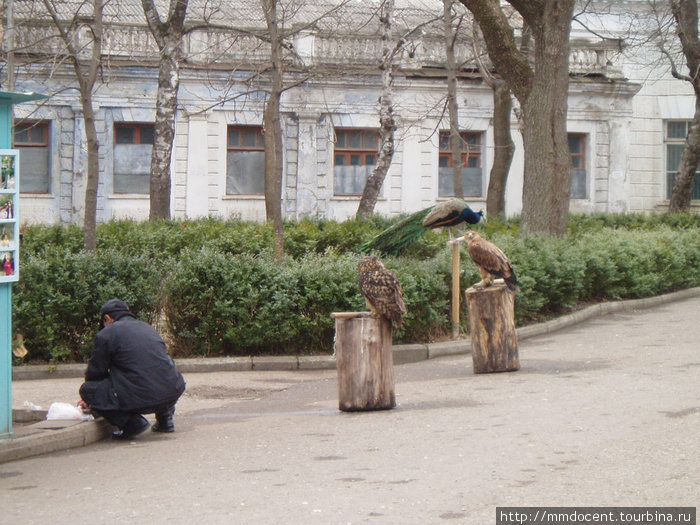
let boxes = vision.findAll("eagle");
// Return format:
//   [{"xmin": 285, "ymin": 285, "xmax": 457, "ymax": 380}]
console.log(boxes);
[
  {"xmin": 357, "ymin": 255, "xmax": 407, "ymax": 329},
  {"xmin": 464, "ymin": 230, "xmax": 520, "ymax": 292}
]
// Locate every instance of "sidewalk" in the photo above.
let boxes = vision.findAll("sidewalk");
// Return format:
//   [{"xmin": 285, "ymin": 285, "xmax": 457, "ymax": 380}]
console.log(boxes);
[{"xmin": 2, "ymin": 286, "xmax": 698, "ymax": 465}]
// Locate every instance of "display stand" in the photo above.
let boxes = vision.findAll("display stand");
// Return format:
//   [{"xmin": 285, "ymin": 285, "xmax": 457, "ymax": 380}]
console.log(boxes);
[
  {"xmin": 0, "ymin": 91, "xmax": 47, "ymax": 438},
  {"xmin": 332, "ymin": 312, "xmax": 396, "ymax": 412}
]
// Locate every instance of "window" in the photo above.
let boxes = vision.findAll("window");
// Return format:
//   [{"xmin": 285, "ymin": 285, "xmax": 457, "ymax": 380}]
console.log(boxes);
[
  {"xmin": 113, "ymin": 123, "xmax": 154, "ymax": 194},
  {"xmin": 227, "ymin": 126, "xmax": 265, "ymax": 195},
  {"xmin": 333, "ymin": 129, "xmax": 379, "ymax": 196},
  {"xmin": 438, "ymin": 131, "xmax": 482, "ymax": 197},
  {"xmin": 665, "ymin": 121, "xmax": 700, "ymax": 200},
  {"xmin": 568, "ymin": 133, "xmax": 587, "ymax": 199},
  {"xmin": 13, "ymin": 121, "xmax": 50, "ymax": 193}
]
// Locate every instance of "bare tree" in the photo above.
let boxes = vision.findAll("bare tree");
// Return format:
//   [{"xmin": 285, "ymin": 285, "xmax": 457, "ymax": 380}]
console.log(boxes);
[
  {"xmin": 459, "ymin": 0, "xmax": 576, "ymax": 236},
  {"xmin": 42, "ymin": 0, "xmax": 104, "ymax": 251},
  {"xmin": 443, "ymin": 0, "xmax": 464, "ymax": 200},
  {"xmin": 357, "ymin": 0, "xmax": 397, "ymax": 219},
  {"xmin": 260, "ymin": 0, "xmax": 285, "ymax": 260},
  {"xmin": 356, "ymin": 3, "xmax": 440, "ymax": 218},
  {"xmin": 471, "ymin": 22, "xmax": 518, "ymax": 219},
  {"xmin": 141, "ymin": 0, "xmax": 189, "ymax": 220},
  {"xmin": 667, "ymin": 0, "xmax": 700, "ymax": 212},
  {"xmin": 202, "ymin": 0, "xmax": 351, "ymax": 260}
]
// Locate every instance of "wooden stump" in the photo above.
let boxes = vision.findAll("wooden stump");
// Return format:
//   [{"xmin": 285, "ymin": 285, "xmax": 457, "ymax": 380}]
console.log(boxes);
[
  {"xmin": 465, "ymin": 284, "xmax": 520, "ymax": 373},
  {"xmin": 332, "ymin": 312, "xmax": 396, "ymax": 411}
]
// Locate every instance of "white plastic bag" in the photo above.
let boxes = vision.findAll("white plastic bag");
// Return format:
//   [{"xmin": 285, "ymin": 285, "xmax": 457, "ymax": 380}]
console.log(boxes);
[{"xmin": 46, "ymin": 402, "xmax": 93, "ymax": 421}]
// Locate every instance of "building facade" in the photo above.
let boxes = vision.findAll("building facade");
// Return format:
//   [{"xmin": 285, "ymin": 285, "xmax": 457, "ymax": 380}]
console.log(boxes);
[{"xmin": 4, "ymin": 0, "xmax": 698, "ymax": 227}]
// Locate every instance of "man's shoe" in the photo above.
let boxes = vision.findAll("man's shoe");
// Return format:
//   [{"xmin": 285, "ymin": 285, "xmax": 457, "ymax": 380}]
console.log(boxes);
[
  {"xmin": 152, "ymin": 414, "xmax": 175, "ymax": 433},
  {"xmin": 112, "ymin": 415, "xmax": 149, "ymax": 441}
]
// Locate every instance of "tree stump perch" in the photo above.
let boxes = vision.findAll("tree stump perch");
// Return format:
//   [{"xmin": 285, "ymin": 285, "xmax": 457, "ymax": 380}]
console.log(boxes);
[
  {"xmin": 465, "ymin": 283, "xmax": 520, "ymax": 373},
  {"xmin": 332, "ymin": 312, "xmax": 396, "ymax": 411}
]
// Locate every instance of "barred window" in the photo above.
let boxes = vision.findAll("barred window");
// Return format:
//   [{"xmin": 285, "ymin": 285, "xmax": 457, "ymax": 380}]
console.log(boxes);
[
  {"xmin": 568, "ymin": 133, "xmax": 587, "ymax": 199},
  {"xmin": 113, "ymin": 123, "xmax": 154, "ymax": 194},
  {"xmin": 333, "ymin": 129, "xmax": 379, "ymax": 196},
  {"xmin": 438, "ymin": 131, "xmax": 482, "ymax": 197},
  {"xmin": 14, "ymin": 120, "xmax": 50, "ymax": 193},
  {"xmin": 665, "ymin": 121, "xmax": 700, "ymax": 200},
  {"xmin": 227, "ymin": 126, "xmax": 265, "ymax": 195}
]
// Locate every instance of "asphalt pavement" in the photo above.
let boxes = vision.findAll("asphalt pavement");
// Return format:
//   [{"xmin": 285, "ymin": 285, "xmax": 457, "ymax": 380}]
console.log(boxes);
[{"xmin": 1, "ymin": 289, "xmax": 698, "ymax": 525}]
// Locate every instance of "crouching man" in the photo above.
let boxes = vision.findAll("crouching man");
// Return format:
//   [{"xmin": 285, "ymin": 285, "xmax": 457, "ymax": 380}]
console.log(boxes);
[{"xmin": 79, "ymin": 299, "xmax": 186, "ymax": 441}]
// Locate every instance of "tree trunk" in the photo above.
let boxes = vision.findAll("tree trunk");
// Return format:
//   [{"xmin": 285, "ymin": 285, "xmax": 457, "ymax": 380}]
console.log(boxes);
[
  {"xmin": 520, "ymin": 11, "xmax": 573, "ymax": 237},
  {"xmin": 149, "ymin": 59, "xmax": 179, "ymax": 220},
  {"xmin": 264, "ymin": 89, "xmax": 285, "ymax": 261},
  {"xmin": 459, "ymin": 0, "xmax": 575, "ymax": 236},
  {"xmin": 142, "ymin": 0, "xmax": 188, "ymax": 220},
  {"xmin": 262, "ymin": 0, "xmax": 285, "ymax": 261},
  {"xmin": 465, "ymin": 284, "xmax": 519, "ymax": 373},
  {"xmin": 82, "ymin": 102, "xmax": 99, "ymax": 252},
  {"xmin": 43, "ymin": 0, "xmax": 103, "ymax": 251},
  {"xmin": 669, "ymin": 0, "xmax": 700, "ymax": 212},
  {"xmin": 443, "ymin": 0, "xmax": 464, "ymax": 199},
  {"xmin": 486, "ymin": 79, "xmax": 514, "ymax": 218},
  {"xmin": 357, "ymin": 0, "xmax": 396, "ymax": 219},
  {"xmin": 332, "ymin": 312, "xmax": 396, "ymax": 411}
]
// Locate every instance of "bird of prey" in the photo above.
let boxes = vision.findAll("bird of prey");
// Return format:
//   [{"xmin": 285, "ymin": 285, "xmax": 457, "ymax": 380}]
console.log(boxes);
[
  {"xmin": 464, "ymin": 230, "xmax": 520, "ymax": 292},
  {"xmin": 357, "ymin": 255, "xmax": 407, "ymax": 329},
  {"xmin": 360, "ymin": 199, "xmax": 484, "ymax": 255}
]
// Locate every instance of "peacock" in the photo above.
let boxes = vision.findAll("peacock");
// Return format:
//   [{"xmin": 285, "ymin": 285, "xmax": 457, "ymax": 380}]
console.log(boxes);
[{"xmin": 360, "ymin": 198, "xmax": 484, "ymax": 255}]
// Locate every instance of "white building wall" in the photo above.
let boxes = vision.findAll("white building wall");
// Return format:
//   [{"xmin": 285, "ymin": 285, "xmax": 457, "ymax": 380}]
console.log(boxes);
[
  {"xmin": 622, "ymin": 44, "xmax": 697, "ymax": 212},
  {"xmin": 11, "ymin": 1, "xmax": 697, "ymax": 226}
]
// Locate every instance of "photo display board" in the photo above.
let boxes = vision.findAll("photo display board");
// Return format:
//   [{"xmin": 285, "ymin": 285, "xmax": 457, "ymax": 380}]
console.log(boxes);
[{"xmin": 0, "ymin": 150, "xmax": 19, "ymax": 283}]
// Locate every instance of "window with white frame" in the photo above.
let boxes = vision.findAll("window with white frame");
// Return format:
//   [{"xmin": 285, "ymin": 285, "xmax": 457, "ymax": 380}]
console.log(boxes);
[
  {"xmin": 113, "ymin": 123, "xmax": 154, "ymax": 194},
  {"xmin": 227, "ymin": 126, "xmax": 265, "ymax": 195},
  {"xmin": 568, "ymin": 133, "xmax": 587, "ymax": 199},
  {"xmin": 665, "ymin": 121, "xmax": 700, "ymax": 200},
  {"xmin": 14, "ymin": 120, "xmax": 50, "ymax": 193},
  {"xmin": 333, "ymin": 128, "xmax": 379, "ymax": 196},
  {"xmin": 438, "ymin": 131, "xmax": 483, "ymax": 197}
]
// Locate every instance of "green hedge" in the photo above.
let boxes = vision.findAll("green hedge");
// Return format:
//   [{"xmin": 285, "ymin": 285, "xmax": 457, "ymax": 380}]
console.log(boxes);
[
  {"xmin": 12, "ymin": 216, "xmax": 700, "ymax": 363},
  {"xmin": 14, "ymin": 249, "xmax": 163, "ymax": 363}
]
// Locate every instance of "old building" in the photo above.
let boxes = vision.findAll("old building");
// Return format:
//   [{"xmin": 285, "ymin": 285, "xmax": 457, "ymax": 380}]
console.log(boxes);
[{"xmin": 3, "ymin": 0, "xmax": 698, "ymax": 226}]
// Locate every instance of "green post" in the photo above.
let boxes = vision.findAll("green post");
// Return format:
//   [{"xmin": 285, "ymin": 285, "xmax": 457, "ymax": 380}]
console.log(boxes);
[{"xmin": 0, "ymin": 91, "xmax": 47, "ymax": 438}]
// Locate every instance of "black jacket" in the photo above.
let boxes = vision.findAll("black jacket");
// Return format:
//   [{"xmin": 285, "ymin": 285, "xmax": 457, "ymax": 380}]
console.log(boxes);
[{"xmin": 84, "ymin": 315, "xmax": 186, "ymax": 412}]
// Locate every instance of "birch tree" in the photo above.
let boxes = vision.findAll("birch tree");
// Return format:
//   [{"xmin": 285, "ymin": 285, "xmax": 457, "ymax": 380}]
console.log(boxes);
[
  {"xmin": 141, "ymin": 0, "xmax": 189, "ymax": 220},
  {"xmin": 356, "ymin": 0, "xmax": 397, "ymax": 219}
]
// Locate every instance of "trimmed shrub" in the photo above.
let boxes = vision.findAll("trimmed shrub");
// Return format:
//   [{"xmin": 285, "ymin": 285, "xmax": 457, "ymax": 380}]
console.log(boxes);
[
  {"xmin": 13, "ymin": 249, "xmax": 163, "ymax": 363},
  {"xmin": 11, "ymin": 216, "xmax": 700, "ymax": 361},
  {"xmin": 163, "ymin": 250, "xmax": 303, "ymax": 356}
]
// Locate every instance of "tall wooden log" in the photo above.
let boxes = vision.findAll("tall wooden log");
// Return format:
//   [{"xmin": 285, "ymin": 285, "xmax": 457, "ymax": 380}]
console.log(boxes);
[
  {"xmin": 465, "ymin": 283, "xmax": 520, "ymax": 373},
  {"xmin": 332, "ymin": 312, "xmax": 396, "ymax": 411}
]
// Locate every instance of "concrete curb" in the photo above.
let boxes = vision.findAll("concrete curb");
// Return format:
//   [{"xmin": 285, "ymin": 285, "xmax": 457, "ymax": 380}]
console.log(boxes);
[
  {"xmin": 0, "ymin": 417, "xmax": 113, "ymax": 464},
  {"xmin": 2, "ymin": 287, "xmax": 698, "ymax": 465},
  {"xmin": 12, "ymin": 287, "xmax": 699, "ymax": 380}
]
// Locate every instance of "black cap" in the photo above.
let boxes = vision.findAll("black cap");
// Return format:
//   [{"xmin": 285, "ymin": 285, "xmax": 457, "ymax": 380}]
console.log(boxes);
[{"xmin": 100, "ymin": 298, "xmax": 130, "ymax": 317}]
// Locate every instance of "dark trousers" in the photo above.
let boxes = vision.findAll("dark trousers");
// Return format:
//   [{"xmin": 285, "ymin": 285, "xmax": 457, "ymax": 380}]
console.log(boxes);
[{"xmin": 79, "ymin": 381, "xmax": 176, "ymax": 429}]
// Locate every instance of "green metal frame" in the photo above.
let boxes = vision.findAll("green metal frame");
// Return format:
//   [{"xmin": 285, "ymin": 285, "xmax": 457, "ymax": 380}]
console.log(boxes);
[{"xmin": 0, "ymin": 91, "xmax": 48, "ymax": 438}]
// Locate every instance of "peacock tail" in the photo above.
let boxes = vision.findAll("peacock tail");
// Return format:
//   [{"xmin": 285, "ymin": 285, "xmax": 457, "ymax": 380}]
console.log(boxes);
[{"xmin": 359, "ymin": 206, "xmax": 434, "ymax": 255}]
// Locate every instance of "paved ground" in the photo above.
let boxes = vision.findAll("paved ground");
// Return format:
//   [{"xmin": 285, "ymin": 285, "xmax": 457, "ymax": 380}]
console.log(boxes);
[{"xmin": 1, "ymin": 294, "xmax": 699, "ymax": 525}]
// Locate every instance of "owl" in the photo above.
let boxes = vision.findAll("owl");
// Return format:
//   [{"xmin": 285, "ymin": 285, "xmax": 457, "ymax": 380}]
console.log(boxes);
[{"xmin": 358, "ymin": 255, "xmax": 407, "ymax": 329}]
